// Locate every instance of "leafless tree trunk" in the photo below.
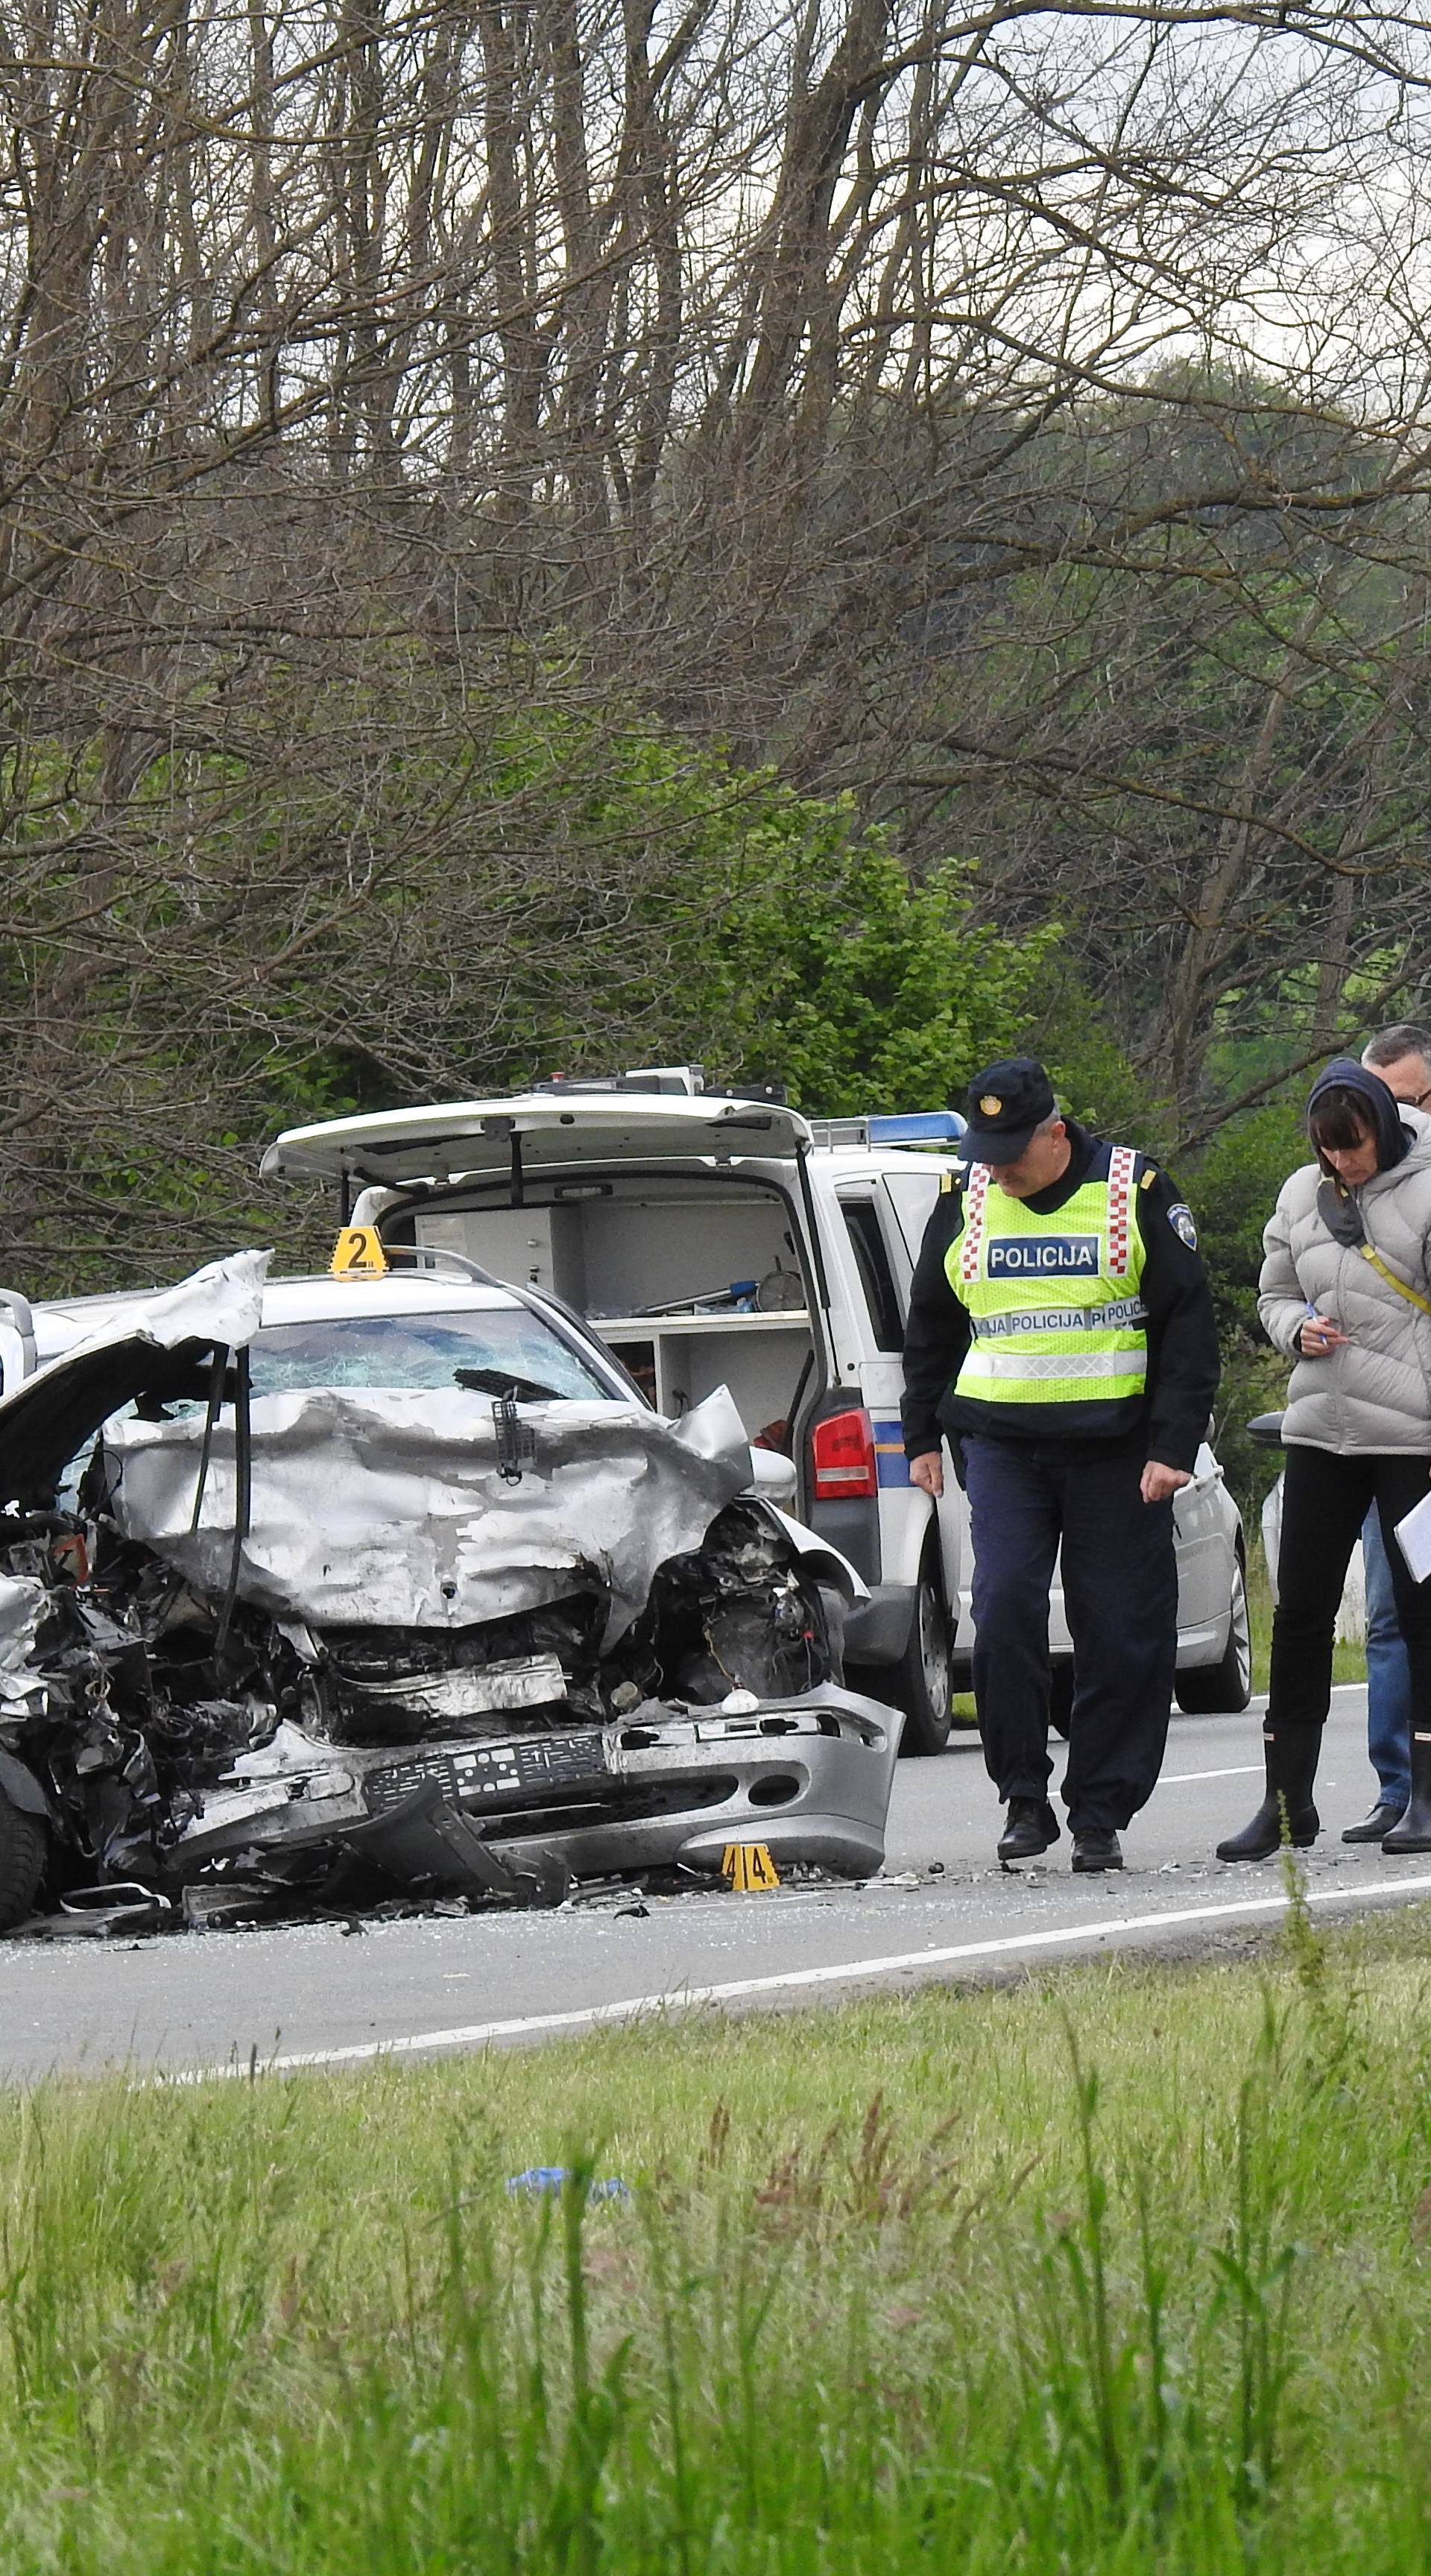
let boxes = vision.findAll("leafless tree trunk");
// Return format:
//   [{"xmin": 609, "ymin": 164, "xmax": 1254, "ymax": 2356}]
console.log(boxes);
[{"xmin": 0, "ymin": 0, "xmax": 1427, "ymax": 1264}]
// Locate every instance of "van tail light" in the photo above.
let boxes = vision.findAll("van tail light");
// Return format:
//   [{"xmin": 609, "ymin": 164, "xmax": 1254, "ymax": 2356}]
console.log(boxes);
[{"xmin": 811, "ymin": 1407, "xmax": 878, "ymax": 1501}]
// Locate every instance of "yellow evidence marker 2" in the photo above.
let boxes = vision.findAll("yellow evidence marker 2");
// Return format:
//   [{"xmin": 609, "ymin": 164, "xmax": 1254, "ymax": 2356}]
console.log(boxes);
[
  {"xmin": 330, "ymin": 1225, "xmax": 389, "ymax": 1277},
  {"xmin": 720, "ymin": 1842, "xmax": 781, "ymax": 1892}
]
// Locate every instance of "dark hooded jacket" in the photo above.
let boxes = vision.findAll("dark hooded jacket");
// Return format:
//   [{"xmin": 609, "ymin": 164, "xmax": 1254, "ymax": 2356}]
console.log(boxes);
[{"xmin": 1306, "ymin": 1058, "xmax": 1411, "ymax": 1176}]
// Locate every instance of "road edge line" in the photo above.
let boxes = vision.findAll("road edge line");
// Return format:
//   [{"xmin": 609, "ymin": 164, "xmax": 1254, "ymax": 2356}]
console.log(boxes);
[{"xmin": 171, "ymin": 1868, "xmax": 1431, "ymax": 2082}]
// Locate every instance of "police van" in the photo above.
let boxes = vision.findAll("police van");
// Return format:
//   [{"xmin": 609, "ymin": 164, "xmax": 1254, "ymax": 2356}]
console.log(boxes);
[{"xmin": 261, "ymin": 1068, "xmax": 1251, "ymax": 1754}]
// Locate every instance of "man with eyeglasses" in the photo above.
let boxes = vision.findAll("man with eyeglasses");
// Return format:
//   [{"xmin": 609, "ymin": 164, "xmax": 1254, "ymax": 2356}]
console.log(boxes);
[{"xmin": 1340, "ymin": 1023, "xmax": 1431, "ymax": 1839}]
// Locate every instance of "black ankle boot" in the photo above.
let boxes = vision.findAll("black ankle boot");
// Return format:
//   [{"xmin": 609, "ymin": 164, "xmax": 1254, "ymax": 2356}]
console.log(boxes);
[
  {"xmin": 1383, "ymin": 1733, "xmax": 1431, "ymax": 1852},
  {"xmin": 1216, "ymin": 1728, "xmax": 1321, "ymax": 1862}
]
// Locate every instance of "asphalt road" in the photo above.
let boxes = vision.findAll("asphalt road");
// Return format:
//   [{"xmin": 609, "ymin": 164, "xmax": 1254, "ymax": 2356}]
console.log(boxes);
[{"xmin": 4, "ymin": 1683, "xmax": 1428, "ymax": 2084}]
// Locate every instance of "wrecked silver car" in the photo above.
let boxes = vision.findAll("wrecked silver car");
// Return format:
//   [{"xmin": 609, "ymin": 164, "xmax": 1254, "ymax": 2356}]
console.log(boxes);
[{"xmin": 0, "ymin": 1254, "xmax": 900, "ymax": 1928}]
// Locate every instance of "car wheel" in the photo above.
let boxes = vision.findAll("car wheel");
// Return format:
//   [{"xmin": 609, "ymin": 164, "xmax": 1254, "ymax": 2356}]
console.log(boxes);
[
  {"xmin": 0, "ymin": 1790, "xmax": 48, "ymax": 1930},
  {"xmin": 1048, "ymin": 1664, "xmax": 1073, "ymax": 1739},
  {"xmin": 1174, "ymin": 1547, "xmax": 1253, "ymax": 1714},
  {"xmin": 892, "ymin": 1559, "xmax": 954, "ymax": 1757}
]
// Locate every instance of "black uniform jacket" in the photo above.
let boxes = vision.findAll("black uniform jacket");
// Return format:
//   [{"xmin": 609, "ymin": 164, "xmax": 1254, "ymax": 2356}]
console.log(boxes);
[{"xmin": 900, "ymin": 1122, "xmax": 1221, "ymax": 1474}]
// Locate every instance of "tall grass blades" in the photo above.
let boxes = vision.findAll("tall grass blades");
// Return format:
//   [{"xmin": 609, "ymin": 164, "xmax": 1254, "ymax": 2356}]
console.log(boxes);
[{"xmin": 0, "ymin": 1916, "xmax": 1429, "ymax": 2571}]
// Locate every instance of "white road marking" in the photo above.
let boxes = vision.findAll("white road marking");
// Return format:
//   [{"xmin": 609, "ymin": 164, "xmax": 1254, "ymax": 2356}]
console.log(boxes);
[
  {"xmin": 181, "ymin": 1869, "xmax": 1431, "ymax": 2082},
  {"xmin": 1160, "ymin": 1765, "xmax": 1263, "ymax": 1784}
]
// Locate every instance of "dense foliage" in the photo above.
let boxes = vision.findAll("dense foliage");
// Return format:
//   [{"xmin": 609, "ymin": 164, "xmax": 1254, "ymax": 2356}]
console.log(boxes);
[
  {"xmin": 1, "ymin": 0, "xmax": 1421, "ymax": 1452},
  {"xmin": 3, "ymin": 692, "xmax": 1056, "ymax": 1287}
]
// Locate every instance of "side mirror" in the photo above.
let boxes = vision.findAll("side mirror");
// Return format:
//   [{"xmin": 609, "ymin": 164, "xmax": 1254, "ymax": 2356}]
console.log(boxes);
[
  {"xmin": 1246, "ymin": 1412, "xmax": 1286, "ymax": 1450},
  {"xmin": 747, "ymin": 1446, "xmax": 797, "ymax": 1499}
]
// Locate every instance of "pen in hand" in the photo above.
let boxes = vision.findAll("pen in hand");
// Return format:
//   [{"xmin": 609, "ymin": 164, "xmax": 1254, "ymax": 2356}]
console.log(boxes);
[{"xmin": 1301, "ymin": 1299, "xmax": 1348, "ymax": 1354}]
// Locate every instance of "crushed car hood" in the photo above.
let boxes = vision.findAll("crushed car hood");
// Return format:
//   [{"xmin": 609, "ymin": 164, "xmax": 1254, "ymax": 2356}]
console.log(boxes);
[
  {"xmin": 100, "ymin": 1383, "xmax": 762, "ymax": 1643},
  {"xmin": 0, "ymin": 1252, "xmax": 271, "ymax": 1509}
]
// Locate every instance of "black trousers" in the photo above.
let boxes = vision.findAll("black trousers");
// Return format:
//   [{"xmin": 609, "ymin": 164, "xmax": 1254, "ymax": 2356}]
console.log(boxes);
[
  {"xmin": 1272, "ymin": 1446, "xmax": 1431, "ymax": 1732},
  {"xmin": 962, "ymin": 1433, "xmax": 1178, "ymax": 1831}
]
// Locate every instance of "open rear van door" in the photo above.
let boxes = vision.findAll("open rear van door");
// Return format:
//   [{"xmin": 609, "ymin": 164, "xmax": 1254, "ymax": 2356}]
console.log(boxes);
[
  {"xmin": 264, "ymin": 1090, "xmax": 830, "ymax": 1486},
  {"xmin": 262, "ymin": 1091, "xmax": 815, "ymax": 1192}
]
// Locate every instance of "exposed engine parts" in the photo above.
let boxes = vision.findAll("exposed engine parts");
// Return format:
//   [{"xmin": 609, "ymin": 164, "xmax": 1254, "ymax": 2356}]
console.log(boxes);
[{"xmin": 0, "ymin": 1491, "xmax": 888, "ymax": 1931}]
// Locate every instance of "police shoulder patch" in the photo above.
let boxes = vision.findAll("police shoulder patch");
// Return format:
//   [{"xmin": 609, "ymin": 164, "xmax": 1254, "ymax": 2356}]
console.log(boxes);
[{"xmin": 1167, "ymin": 1202, "xmax": 1198, "ymax": 1249}]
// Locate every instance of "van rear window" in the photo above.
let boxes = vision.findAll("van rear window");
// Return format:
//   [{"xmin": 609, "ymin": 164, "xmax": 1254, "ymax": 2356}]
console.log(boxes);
[{"xmin": 841, "ymin": 1204, "xmax": 903, "ymax": 1351}]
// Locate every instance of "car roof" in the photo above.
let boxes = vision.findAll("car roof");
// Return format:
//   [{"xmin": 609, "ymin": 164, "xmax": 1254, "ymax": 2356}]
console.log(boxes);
[
  {"xmin": 31, "ymin": 1270, "xmax": 537, "ymax": 1354},
  {"xmin": 39, "ymin": 1271, "xmax": 526, "ymax": 1314}
]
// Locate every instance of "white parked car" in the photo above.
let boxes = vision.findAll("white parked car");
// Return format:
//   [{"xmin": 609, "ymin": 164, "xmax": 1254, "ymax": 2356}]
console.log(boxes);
[{"xmin": 260, "ymin": 1067, "xmax": 1252, "ymax": 1754}]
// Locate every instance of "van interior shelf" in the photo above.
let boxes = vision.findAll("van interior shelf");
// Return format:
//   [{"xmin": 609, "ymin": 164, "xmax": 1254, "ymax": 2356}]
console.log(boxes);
[
  {"xmin": 589, "ymin": 1310, "xmax": 813, "ymax": 1426},
  {"xmin": 413, "ymin": 1192, "xmax": 818, "ymax": 1438}
]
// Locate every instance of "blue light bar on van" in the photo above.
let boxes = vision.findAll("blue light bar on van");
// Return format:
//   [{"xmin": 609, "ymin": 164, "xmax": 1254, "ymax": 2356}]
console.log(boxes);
[{"xmin": 867, "ymin": 1111, "xmax": 967, "ymax": 1146}]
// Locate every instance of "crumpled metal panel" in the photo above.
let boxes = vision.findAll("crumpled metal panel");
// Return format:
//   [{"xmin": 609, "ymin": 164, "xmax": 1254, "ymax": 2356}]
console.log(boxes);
[
  {"xmin": 162, "ymin": 1685, "xmax": 902, "ymax": 1884},
  {"xmin": 103, "ymin": 1385, "xmax": 756, "ymax": 1641},
  {"xmin": 0, "ymin": 1576, "xmax": 51, "ymax": 1717},
  {"xmin": 86, "ymin": 1251, "xmax": 271, "ymax": 1359},
  {"xmin": 0, "ymin": 1251, "xmax": 271, "ymax": 1509},
  {"xmin": 332, "ymin": 1653, "xmax": 567, "ymax": 1723}
]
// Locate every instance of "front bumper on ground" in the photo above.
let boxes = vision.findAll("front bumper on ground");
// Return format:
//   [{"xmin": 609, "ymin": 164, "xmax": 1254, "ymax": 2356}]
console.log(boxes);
[{"xmin": 166, "ymin": 1684, "xmax": 903, "ymax": 1888}]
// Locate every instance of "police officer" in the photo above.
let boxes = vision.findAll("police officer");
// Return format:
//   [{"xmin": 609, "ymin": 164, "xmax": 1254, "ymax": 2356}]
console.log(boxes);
[{"xmin": 901, "ymin": 1058, "xmax": 1220, "ymax": 1872}]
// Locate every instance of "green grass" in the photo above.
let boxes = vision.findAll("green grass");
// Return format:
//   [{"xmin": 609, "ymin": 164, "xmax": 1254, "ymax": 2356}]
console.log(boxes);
[{"xmin": 4, "ymin": 1889, "xmax": 1431, "ymax": 2569}]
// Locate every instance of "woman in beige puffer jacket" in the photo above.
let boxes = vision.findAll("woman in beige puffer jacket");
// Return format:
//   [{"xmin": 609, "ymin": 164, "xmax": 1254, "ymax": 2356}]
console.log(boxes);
[{"xmin": 1218, "ymin": 1059, "xmax": 1431, "ymax": 1860}]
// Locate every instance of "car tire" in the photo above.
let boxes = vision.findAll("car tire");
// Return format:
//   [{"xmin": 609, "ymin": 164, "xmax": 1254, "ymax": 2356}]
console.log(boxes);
[
  {"xmin": 1174, "ymin": 1547, "xmax": 1253, "ymax": 1715},
  {"xmin": 0, "ymin": 1790, "xmax": 48, "ymax": 1930},
  {"xmin": 1048, "ymin": 1664, "xmax": 1073, "ymax": 1739},
  {"xmin": 891, "ymin": 1557, "xmax": 954, "ymax": 1757}
]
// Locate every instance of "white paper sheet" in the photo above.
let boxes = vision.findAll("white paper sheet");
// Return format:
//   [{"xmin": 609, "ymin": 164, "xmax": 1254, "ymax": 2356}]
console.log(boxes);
[{"xmin": 1394, "ymin": 1489, "xmax": 1431, "ymax": 1584}]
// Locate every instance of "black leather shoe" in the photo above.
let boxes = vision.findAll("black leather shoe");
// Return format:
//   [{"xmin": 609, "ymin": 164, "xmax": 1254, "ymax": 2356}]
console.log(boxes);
[
  {"xmin": 1342, "ymin": 1802, "xmax": 1406, "ymax": 1844},
  {"xmin": 997, "ymin": 1797, "xmax": 1060, "ymax": 1863},
  {"xmin": 1071, "ymin": 1826, "xmax": 1122, "ymax": 1873}
]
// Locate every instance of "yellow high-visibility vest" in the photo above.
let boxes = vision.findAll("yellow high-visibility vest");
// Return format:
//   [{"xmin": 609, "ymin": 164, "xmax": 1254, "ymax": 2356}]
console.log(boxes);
[{"xmin": 946, "ymin": 1146, "xmax": 1149, "ymax": 1419}]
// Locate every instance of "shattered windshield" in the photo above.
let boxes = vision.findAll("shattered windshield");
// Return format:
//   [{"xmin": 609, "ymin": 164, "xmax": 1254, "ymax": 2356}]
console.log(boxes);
[{"xmin": 246, "ymin": 1309, "xmax": 613, "ymax": 1401}]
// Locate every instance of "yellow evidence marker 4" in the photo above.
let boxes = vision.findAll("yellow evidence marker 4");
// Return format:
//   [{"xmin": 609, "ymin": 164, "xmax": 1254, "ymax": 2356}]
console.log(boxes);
[{"xmin": 720, "ymin": 1842, "xmax": 781, "ymax": 1892}]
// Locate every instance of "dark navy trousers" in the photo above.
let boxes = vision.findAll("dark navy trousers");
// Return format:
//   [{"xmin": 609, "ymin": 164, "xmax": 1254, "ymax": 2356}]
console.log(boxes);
[{"xmin": 961, "ymin": 1433, "xmax": 1178, "ymax": 1831}]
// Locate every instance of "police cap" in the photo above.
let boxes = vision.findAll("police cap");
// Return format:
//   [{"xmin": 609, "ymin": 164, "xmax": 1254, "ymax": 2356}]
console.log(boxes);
[{"xmin": 961, "ymin": 1057, "xmax": 1058, "ymax": 1164}]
